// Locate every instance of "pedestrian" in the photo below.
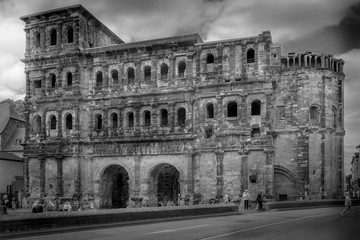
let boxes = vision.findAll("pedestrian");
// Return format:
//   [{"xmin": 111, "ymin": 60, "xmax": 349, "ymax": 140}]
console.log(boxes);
[
  {"xmin": 256, "ymin": 190, "xmax": 264, "ymax": 211},
  {"xmin": 242, "ymin": 190, "xmax": 250, "ymax": 210},
  {"xmin": 223, "ymin": 194, "xmax": 230, "ymax": 203},
  {"xmin": 11, "ymin": 198, "xmax": 16, "ymax": 211},
  {"xmin": 341, "ymin": 192, "xmax": 354, "ymax": 216},
  {"xmin": 1, "ymin": 195, "xmax": 9, "ymax": 214}
]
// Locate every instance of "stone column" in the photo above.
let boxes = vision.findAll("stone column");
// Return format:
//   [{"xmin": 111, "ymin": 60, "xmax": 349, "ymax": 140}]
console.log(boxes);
[
  {"xmin": 151, "ymin": 58, "xmax": 157, "ymax": 87},
  {"xmin": 103, "ymin": 108, "xmax": 108, "ymax": 137},
  {"xmin": 41, "ymin": 70, "xmax": 46, "ymax": 96},
  {"xmin": 103, "ymin": 64, "xmax": 109, "ymax": 88},
  {"xmin": 57, "ymin": 110, "xmax": 62, "ymax": 139},
  {"xmin": 25, "ymin": 29, "xmax": 30, "ymax": 55},
  {"xmin": 57, "ymin": 23, "xmax": 62, "ymax": 49},
  {"xmin": 169, "ymin": 55, "xmax": 175, "ymax": 85},
  {"xmin": 74, "ymin": 20, "xmax": 80, "ymax": 45},
  {"xmin": 216, "ymin": 45, "xmax": 223, "ymax": 82},
  {"xmin": 41, "ymin": 111, "xmax": 46, "ymax": 139},
  {"xmin": 169, "ymin": 102, "xmax": 175, "ymax": 132},
  {"xmin": 40, "ymin": 27, "xmax": 46, "ymax": 50},
  {"xmin": 56, "ymin": 65, "xmax": 63, "ymax": 88},
  {"xmin": 264, "ymin": 148, "xmax": 274, "ymax": 195},
  {"xmin": 39, "ymin": 155, "xmax": 46, "ymax": 198},
  {"xmin": 215, "ymin": 149, "xmax": 224, "ymax": 198},
  {"xmin": 74, "ymin": 65, "xmax": 81, "ymax": 94},
  {"xmin": 55, "ymin": 155, "xmax": 63, "ymax": 197},
  {"xmin": 23, "ymin": 157, "xmax": 30, "ymax": 193},
  {"xmin": 25, "ymin": 71, "xmax": 31, "ymax": 98},
  {"xmin": 188, "ymin": 152, "xmax": 200, "ymax": 194},
  {"xmin": 24, "ymin": 106, "xmax": 30, "ymax": 142},
  {"xmin": 135, "ymin": 60, "xmax": 141, "ymax": 86},
  {"xmin": 134, "ymin": 155, "xmax": 141, "ymax": 195}
]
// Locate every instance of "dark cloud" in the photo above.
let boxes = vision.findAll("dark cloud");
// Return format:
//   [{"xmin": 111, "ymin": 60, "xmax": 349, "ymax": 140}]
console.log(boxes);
[{"xmin": 280, "ymin": 2, "xmax": 360, "ymax": 55}]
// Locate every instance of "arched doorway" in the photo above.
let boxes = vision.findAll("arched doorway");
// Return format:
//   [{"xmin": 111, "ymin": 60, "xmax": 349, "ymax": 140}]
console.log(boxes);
[
  {"xmin": 100, "ymin": 165, "xmax": 129, "ymax": 208},
  {"xmin": 150, "ymin": 164, "xmax": 180, "ymax": 205},
  {"xmin": 273, "ymin": 165, "xmax": 297, "ymax": 201}
]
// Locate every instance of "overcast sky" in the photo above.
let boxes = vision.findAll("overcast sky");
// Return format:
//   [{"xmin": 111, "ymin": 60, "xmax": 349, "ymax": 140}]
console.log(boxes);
[{"xmin": 0, "ymin": 0, "xmax": 359, "ymax": 172}]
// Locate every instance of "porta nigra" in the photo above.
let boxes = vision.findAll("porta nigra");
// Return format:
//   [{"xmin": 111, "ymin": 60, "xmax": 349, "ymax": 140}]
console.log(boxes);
[{"xmin": 21, "ymin": 5, "xmax": 345, "ymax": 208}]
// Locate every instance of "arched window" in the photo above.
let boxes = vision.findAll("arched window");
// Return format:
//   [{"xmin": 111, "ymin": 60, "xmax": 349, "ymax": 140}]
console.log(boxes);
[
  {"xmin": 161, "ymin": 109, "xmax": 168, "ymax": 126},
  {"xmin": 50, "ymin": 29, "xmax": 57, "ymax": 46},
  {"xmin": 111, "ymin": 70, "xmax": 119, "ymax": 85},
  {"xmin": 177, "ymin": 107, "xmax": 186, "ymax": 126},
  {"xmin": 95, "ymin": 114, "xmax": 102, "ymax": 130},
  {"xmin": 310, "ymin": 106, "xmax": 319, "ymax": 125},
  {"xmin": 247, "ymin": 49, "xmax": 255, "ymax": 63},
  {"xmin": 50, "ymin": 74, "xmax": 56, "ymax": 88},
  {"xmin": 227, "ymin": 102, "xmax": 237, "ymax": 117},
  {"xmin": 50, "ymin": 116, "xmax": 57, "ymax": 130},
  {"xmin": 128, "ymin": 67, "xmax": 135, "ymax": 84},
  {"xmin": 207, "ymin": 54, "xmax": 214, "ymax": 64},
  {"xmin": 160, "ymin": 63, "xmax": 168, "ymax": 80},
  {"xmin": 111, "ymin": 113, "xmax": 118, "ymax": 128},
  {"xmin": 144, "ymin": 66, "xmax": 151, "ymax": 82},
  {"xmin": 128, "ymin": 112, "xmax": 134, "ymax": 128},
  {"xmin": 67, "ymin": 72, "xmax": 72, "ymax": 86},
  {"xmin": 251, "ymin": 100, "xmax": 261, "ymax": 116},
  {"xmin": 144, "ymin": 111, "xmax": 151, "ymax": 126},
  {"xmin": 35, "ymin": 32, "xmax": 40, "ymax": 47},
  {"xmin": 207, "ymin": 103, "xmax": 214, "ymax": 119},
  {"xmin": 251, "ymin": 128, "xmax": 260, "ymax": 138},
  {"xmin": 178, "ymin": 61, "xmax": 186, "ymax": 78},
  {"xmin": 96, "ymin": 71, "xmax": 103, "ymax": 87},
  {"xmin": 65, "ymin": 114, "xmax": 73, "ymax": 130},
  {"xmin": 67, "ymin": 27, "xmax": 73, "ymax": 43},
  {"xmin": 33, "ymin": 115, "xmax": 41, "ymax": 133}
]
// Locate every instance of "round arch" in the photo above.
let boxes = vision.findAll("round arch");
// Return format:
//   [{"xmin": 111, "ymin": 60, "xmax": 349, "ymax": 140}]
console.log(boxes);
[
  {"xmin": 273, "ymin": 165, "xmax": 297, "ymax": 201},
  {"xmin": 148, "ymin": 163, "xmax": 182, "ymax": 206},
  {"xmin": 99, "ymin": 164, "xmax": 130, "ymax": 208}
]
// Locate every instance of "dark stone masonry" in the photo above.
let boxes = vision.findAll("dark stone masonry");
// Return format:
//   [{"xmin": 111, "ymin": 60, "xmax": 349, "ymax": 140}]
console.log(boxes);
[{"xmin": 20, "ymin": 4, "xmax": 345, "ymax": 208}]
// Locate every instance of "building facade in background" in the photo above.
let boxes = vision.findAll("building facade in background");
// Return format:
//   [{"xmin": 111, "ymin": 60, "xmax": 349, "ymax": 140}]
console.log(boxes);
[
  {"xmin": 0, "ymin": 104, "xmax": 25, "ymax": 203},
  {"xmin": 21, "ymin": 5, "xmax": 345, "ymax": 207}
]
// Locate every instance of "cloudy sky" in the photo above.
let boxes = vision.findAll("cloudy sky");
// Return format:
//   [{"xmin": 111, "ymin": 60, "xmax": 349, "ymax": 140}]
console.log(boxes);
[{"xmin": 0, "ymin": 0, "xmax": 359, "ymax": 172}]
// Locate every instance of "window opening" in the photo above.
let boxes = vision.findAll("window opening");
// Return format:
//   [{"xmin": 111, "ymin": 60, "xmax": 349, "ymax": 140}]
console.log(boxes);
[
  {"xmin": 66, "ymin": 114, "xmax": 73, "ymax": 130},
  {"xmin": 251, "ymin": 128, "xmax": 260, "ymax": 138},
  {"xmin": 251, "ymin": 100, "xmax": 261, "ymax": 115},
  {"xmin": 128, "ymin": 112, "xmax": 134, "ymax": 127},
  {"xmin": 67, "ymin": 72, "xmax": 72, "ymax": 86},
  {"xmin": 34, "ymin": 80, "xmax": 42, "ymax": 89},
  {"xmin": 207, "ymin": 54, "xmax": 214, "ymax": 64},
  {"xmin": 205, "ymin": 128, "xmax": 213, "ymax": 138},
  {"xmin": 160, "ymin": 63, "xmax": 168, "ymax": 80},
  {"xmin": 96, "ymin": 115, "xmax": 102, "ymax": 130},
  {"xmin": 128, "ymin": 67, "xmax": 135, "ymax": 84},
  {"xmin": 50, "ymin": 116, "xmax": 56, "ymax": 130},
  {"xmin": 67, "ymin": 27, "xmax": 73, "ymax": 43},
  {"xmin": 96, "ymin": 72, "xmax": 103, "ymax": 87},
  {"xmin": 310, "ymin": 106, "xmax": 319, "ymax": 125},
  {"xmin": 144, "ymin": 111, "xmax": 151, "ymax": 126},
  {"xmin": 50, "ymin": 29, "xmax": 57, "ymax": 45},
  {"xmin": 207, "ymin": 103, "xmax": 214, "ymax": 119},
  {"xmin": 50, "ymin": 74, "xmax": 56, "ymax": 88},
  {"xmin": 35, "ymin": 32, "xmax": 40, "ymax": 47},
  {"xmin": 227, "ymin": 102, "xmax": 237, "ymax": 117},
  {"xmin": 178, "ymin": 61, "xmax": 186, "ymax": 78},
  {"xmin": 112, "ymin": 70, "xmax": 119, "ymax": 85},
  {"xmin": 247, "ymin": 49, "xmax": 255, "ymax": 63},
  {"xmin": 161, "ymin": 109, "xmax": 168, "ymax": 126},
  {"xmin": 111, "ymin": 113, "xmax": 118, "ymax": 128},
  {"xmin": 178, "ymin": 108, "xmax": 186, "ymax": 126},
  {"xmin": 144, "ymin": 66, "xmax": 151, "ymax": 82},
  {"xmin": 34, "ymin": 116, "xmax": 41, "ymax": 132}
]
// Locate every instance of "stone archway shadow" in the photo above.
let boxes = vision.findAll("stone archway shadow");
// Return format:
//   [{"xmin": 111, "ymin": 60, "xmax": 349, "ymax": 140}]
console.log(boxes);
[
  {"xmin": 148, "ymin": 163, "xmax": 182, "ymax": 206},
  {"xmin": 99, "ymin": 164, "xmax": 130, "ymax": 208}
]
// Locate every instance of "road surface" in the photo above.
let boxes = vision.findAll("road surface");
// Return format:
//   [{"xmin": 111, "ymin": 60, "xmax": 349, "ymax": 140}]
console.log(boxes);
[{"xmin": 8, "ymin": 206, "xmax": 360, "ymax": 240}]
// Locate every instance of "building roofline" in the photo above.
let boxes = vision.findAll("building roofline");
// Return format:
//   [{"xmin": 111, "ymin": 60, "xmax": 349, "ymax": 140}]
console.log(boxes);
[{"xmin": 20, "ymin": 4, "xmax": 123, "ymax": 44}]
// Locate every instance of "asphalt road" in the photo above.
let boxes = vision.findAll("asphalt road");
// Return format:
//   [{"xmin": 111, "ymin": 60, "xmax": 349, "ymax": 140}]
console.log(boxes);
[{"xmin": 8, "ymin": 206, "xmax": 360, "ymax": 240}]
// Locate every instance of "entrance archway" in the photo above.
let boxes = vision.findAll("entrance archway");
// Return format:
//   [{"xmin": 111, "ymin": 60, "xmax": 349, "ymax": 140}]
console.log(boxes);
[
  {"xmin": 100, "ymin": 165, "xmax": 129, "ymax": 208},
  {"xmin": 150, "ymin": 164, "xmax": 180, "ymax": 205}
]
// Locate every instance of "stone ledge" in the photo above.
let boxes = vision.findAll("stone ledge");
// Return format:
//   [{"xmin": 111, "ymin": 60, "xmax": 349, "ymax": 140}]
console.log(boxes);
[
  {"xmin": 0, "ymin": 204, "xmax": 238, "ymax": 234},
  {"xmin": 267, "ymin": 199, "xmax": 360, "ymax": 210}
]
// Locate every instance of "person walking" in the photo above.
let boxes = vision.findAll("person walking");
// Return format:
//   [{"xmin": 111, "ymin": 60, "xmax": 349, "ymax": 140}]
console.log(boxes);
[
  {"xmin": 1, "ymin": 195, "xmax": 9, "ymax": 214},
  {"xmin": 256, "ymin": 190, "xmax": 264, "ymax": 211},
  {"xmin": 11, "ymin": 198, "xmax": 16, "ymax": 211},
  {"xmin": 341, "ymin": 192, "xmax": 354, "ymax": 216},
  {"xmin": 242, "ymin": 190, "xmax": 250, "ymax": 210}
]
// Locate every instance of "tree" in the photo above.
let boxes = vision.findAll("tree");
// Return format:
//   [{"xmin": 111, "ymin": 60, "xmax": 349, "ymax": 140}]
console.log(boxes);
[{"xmin": 0, "ymin": 98, "xmax": 25, "ymax": 118}]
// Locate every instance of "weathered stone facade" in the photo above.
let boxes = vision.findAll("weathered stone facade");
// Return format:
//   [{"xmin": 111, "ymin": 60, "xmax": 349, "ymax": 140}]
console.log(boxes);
[{"xmin": 21, "ymin": 5, "xmax": 345, "ymax": 207}]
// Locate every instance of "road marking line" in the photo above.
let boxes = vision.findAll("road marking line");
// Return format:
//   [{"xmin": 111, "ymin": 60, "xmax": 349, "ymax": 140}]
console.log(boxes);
[
  {"xmin": 146, "ymin": 224, "xmax": 209, "ymax": 235},
  {"xmin": 199, "ymin": 212, "xmax": 337, "ymax": 240}
]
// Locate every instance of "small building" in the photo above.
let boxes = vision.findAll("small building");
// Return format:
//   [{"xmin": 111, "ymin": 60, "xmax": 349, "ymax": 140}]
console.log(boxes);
[{"xmin": 0, "ymin": 104, "xmax": 25, "ymax": 203}]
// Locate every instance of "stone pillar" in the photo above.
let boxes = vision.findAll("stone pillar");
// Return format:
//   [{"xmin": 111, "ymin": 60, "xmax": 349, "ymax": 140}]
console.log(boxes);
[
  {"xmin": 55, "ymin": 155, "xmax": 63, "ymax": 197},
  {"xmin": 151, "ymin": 58, "xmax": 157, "ymax": 87},
  {"xmin": 264, "ymin": 148, "xmax": 274, "ymax": 195},
  {"xmin": 216, "ymin": 45, "xmax": 223, "ymax": 82},
  {"xmin": 134, "ymin": 155, "xmax": 141, "ymax": 195},
  {"xmin": 103, "ymin": 108, "xmax": 108, "ymax": 137},
  {"xmin": 56, "ymin": 65, "xmax": 63, "ymax": 88},
  {"xmin": 23, "ymin": 157, "xmax": 30, "ymax": 193},
  {"xmin": 169, "ymin": 55, "xmax": 175, "ymax": 85},
  {"xmin": 135, "ymin": 60, "xmax": 141, "ymax": 86},
  {"xmin": 74, "ymin": 65, "xmax": 80, "ymax": 94},
  {"xmin": 103, "ymin": 64, "xmax": 109, "ymax": 88},
  {"xmin": 135, "ymin": 104, "xmax": 140, "ymax": 128},
  {"xmin": 188, "ymin": 152, "xmax": 200, "ymax": 194},
  {"xmin": 25, "ymin": 29, "xmax": 30, "ymax": 55},
  {"xmin": 169, "ymin": 102, "xmax": 175, "ymax": 132},
  {"xmin": 216, "ymin": 95, "xmax": 223, "ymax": 120},
  {"xmin": 74, "ymin": 20, "xmax": 80, "ymax": 45},
  {"xmin": 41, "ymin": 70, "xmax": 46, "ymax": 96},
  {"xmin": 25, "ymin": 71, "xmax": 31, "ymax": 98},
  {"xmin": 215, "ymin": 149, "xmax": 224, "ymax": 198},
  {"xmin": 24, "ymin": 106, "xmax": 30, "ymax": 142},
  {"xmin": 41, "ymin": 111, "xmax": 46, "ymax": 139},
  {"xmin": 57, "ymin": 110, "xmax": 62, "ymax": 139},
  {"xmin": 286, "ymin": 57, "xmax": 289, "ymax": 68},
  {"xmin": 57, "ymin": 23, "xmax": 62, "ymax": 48},
  {"xmin": 39, "ymin": 155, "xmax": 46, "ymax": 198},
  {"xmin": 40, "ymin": 27, "xmax": 46, "ymax": 50},
  {"xmin": 89, "ymin": 109, "xmax": 93, "ymax": 138},
  {"xmin": 304, "ymin": 55, "xmax": 308, "ymax": 67}
]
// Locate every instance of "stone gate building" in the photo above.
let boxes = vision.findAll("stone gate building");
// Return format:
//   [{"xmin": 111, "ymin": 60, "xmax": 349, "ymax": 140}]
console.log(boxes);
[{"xmin": 21, "ymin": 5, "xmax": 345, "ymax": 207}]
